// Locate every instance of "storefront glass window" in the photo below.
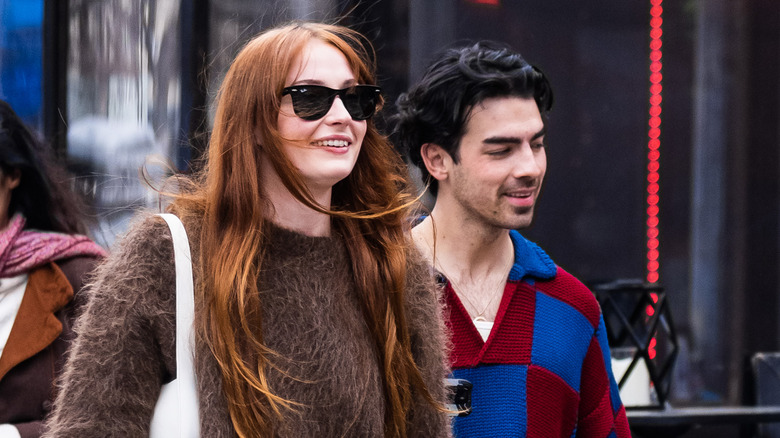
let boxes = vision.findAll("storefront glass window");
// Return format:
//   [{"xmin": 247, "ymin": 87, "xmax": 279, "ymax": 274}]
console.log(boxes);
[{"xmin": 66, "ymin": 0, "xmax": 181, "ymax": 246}]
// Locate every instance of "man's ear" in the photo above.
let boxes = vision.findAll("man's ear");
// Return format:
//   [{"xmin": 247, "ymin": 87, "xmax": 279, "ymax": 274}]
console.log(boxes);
[{"xmin": 420, "ymin": 143, "xmax": 452, "ymax": 182}]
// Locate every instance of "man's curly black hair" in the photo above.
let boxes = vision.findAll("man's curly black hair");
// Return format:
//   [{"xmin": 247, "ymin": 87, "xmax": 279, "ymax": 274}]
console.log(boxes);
[{"xmin": 391, "ymin": 41, "xmax": 554, "ymax": 196}]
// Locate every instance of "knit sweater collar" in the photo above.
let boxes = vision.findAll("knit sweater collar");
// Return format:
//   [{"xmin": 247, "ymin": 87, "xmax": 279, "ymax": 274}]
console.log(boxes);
[
  {"xmin": 507, "ymin": 230, "xmax": 557, "ymax": 282},
  {"xmin": 264, "ymin": 220, "xmax": 344, "ymax": 258}
]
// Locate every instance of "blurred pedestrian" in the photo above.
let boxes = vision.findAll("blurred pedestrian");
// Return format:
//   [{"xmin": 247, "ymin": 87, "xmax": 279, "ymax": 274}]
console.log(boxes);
[{"xmin": 0, "ymin": 100, "xmax": 105, "ymax": 438}]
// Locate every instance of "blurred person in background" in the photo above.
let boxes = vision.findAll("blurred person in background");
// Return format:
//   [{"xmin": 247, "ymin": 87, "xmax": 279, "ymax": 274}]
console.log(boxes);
[
  {"xmin": 0, "ymin": 100, "xmax": 105, "ymax": 438},
  {"xmin": 44, "ymin": 22, "xmax": 450, "ymax": 437}
]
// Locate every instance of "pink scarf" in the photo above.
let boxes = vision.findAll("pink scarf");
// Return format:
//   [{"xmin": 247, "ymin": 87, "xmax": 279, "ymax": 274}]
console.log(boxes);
[{"xmin": 0, "ymin": 214, "xmax": 107, "ymax": 278}]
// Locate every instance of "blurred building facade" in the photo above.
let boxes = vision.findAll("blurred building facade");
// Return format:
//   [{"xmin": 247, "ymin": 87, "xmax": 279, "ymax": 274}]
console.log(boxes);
[{"xmin": 1, "ymin": 0, "xmax": 779, "ymax": 427}]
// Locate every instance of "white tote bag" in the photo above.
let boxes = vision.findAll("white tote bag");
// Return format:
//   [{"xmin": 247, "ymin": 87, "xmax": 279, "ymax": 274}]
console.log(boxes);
[{"xmin": 150, "ymin": 213, "xmax": 200, "ymax": 437}]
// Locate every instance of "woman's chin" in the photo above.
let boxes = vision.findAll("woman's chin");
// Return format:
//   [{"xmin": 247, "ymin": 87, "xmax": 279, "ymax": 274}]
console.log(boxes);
[{"xmin": 303, "ymin": 169, "xmax": 354, "ymax": 192}]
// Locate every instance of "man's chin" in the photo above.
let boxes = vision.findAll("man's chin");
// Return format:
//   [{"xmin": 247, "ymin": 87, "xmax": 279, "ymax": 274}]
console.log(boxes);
[{"xmin": 503, "ymin": 209, "xmax": 535, "ymax": 230}]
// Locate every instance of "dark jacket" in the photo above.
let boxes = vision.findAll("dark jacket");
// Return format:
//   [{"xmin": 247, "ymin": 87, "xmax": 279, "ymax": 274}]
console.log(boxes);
[{"xmin": 0, "ymin": 257, "xmax": 98, "ymax": 438}]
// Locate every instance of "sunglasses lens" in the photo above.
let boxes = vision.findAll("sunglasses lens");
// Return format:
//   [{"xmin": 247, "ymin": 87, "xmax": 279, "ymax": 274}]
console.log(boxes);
[
  {"xmin": 343, "ymin": 86, "xmax": 380, "ymax": 121},
  {"xmin": 289, "ymin": 87, "xmax": 334, "ymax": 121},
  {"xmin": 284, "ymin": 85, "xmax": 381, "ymax": 121}
]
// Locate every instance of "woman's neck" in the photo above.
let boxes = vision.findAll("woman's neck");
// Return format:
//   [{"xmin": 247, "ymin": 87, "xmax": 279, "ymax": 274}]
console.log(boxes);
[
  {"xmin": 265, "ymin": 185, "xmax": 333, "ymax": 237},
  {"xmin": 259, "ymin": 156, "xmax": 335, "ymax": 237}
]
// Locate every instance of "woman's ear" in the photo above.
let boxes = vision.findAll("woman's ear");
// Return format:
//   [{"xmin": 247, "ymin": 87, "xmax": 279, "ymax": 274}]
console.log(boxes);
[{"xmin": 420, "ymin": 143, "xmax": 451, "ymax": 182}]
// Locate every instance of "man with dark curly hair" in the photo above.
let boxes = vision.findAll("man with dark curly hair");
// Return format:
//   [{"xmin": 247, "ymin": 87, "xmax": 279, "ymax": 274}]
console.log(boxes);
[{"xmin": 393, "ymin": 42, "xmax": 631, "ymax": 437}]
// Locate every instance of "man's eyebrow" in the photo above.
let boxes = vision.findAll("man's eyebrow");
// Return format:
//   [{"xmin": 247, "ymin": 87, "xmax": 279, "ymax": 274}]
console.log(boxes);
[{"xmin": 482, "ymin": 128, "xmax": 546, "ymax": 145}]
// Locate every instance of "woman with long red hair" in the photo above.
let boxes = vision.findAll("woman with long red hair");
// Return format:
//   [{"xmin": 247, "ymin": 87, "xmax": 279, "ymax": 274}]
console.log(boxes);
[{"xmin": 44, "ymin": 22, "xmax": 450, "ymax": 437}]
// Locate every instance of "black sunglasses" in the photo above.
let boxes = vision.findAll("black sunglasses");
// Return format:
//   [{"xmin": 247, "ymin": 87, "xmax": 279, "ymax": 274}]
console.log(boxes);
[{"xmin": 281, "ymin": 85, "xmax": 382, "ymax": 121}]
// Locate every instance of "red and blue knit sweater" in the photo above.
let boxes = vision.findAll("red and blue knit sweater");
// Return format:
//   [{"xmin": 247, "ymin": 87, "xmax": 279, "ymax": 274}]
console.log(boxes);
[{"xmin": 445, "ymin": 230, "xmax": 631, "ymax": 437}]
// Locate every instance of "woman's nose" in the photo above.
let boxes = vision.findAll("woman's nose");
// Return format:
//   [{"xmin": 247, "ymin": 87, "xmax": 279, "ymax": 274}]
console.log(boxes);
[{"xmin": 323, "ymin": 96, "xmax": 352, "ymax": 123}]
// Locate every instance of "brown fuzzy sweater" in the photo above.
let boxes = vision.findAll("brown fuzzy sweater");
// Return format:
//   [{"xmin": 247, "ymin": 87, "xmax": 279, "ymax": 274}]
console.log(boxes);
[{"xmin": 43, "ymin": 212, "xmax": 451, "ymax": 437}]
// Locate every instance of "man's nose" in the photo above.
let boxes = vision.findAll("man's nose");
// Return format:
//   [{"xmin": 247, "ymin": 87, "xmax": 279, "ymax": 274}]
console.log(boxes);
[{"xmin": 511, "ymin": 145, "xmax": 544, "ymax": 179}]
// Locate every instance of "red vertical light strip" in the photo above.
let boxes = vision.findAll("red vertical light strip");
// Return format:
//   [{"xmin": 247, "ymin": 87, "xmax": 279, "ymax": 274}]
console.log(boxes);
[{"xmin": 647, "ymin": 0, "xmax": 663, "ymax": 284}]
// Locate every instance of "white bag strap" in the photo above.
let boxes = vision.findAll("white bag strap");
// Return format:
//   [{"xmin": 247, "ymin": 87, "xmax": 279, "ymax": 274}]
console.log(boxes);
[{"xmin": 156, "ymin": 213, "xmax": 199, "ymax": 436}]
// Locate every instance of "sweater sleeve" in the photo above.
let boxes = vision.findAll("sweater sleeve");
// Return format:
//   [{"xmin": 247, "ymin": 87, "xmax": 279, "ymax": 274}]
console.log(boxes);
[
  {"xmin": 43, "ymin": 214, "xmax": 177, "ymax": 438},
  {"xmin": 403, "ymin": 248, "xmax": 453, "ymax": 438},
  {"xmin": 576, "ymin": 315, "xmax": 632, "ymax": 438}
]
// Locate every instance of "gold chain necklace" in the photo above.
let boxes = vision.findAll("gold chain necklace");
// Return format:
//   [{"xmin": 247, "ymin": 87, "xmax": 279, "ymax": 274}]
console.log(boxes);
[
  {"xmin": 437, "ymin": 265, "xmax": 507, "ymax": 321},
  {"xmin": 419, "ymin": 224, "xmax": 512, "ymax": 322},
  {"xmin": 456, "ymin": 283, "xmax": 502, "ymax": 321}
]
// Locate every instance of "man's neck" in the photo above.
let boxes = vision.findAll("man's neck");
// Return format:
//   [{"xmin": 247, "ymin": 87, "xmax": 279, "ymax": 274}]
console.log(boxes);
[
  {"xmin": 413, "ymin": 204, "xmax": 515, "ymax": 281},
  {"xmin": 413, "ymin": 203, "xmax": 516, "ymax": 322}
]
